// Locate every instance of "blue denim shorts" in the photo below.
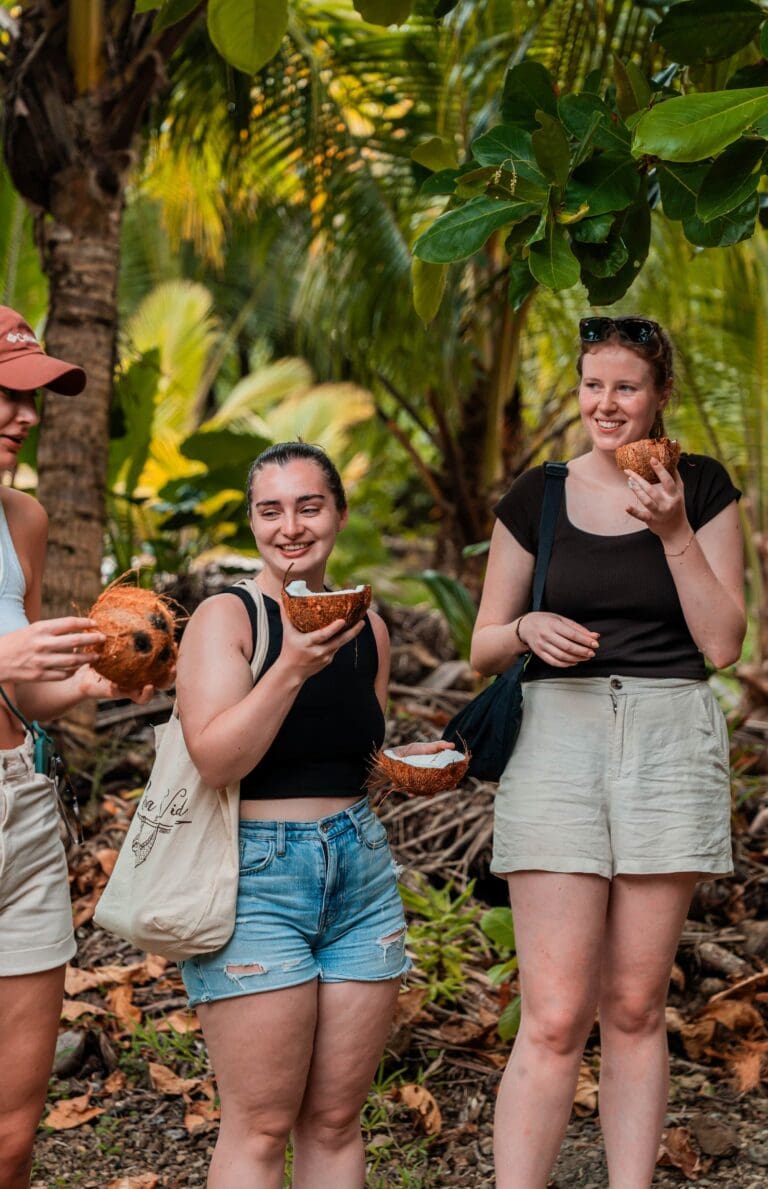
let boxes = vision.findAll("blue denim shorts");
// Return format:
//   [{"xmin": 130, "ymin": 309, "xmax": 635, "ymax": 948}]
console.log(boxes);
[{"xmin": 179, "ymin": 798, "xmax": 409, "ymax": 1005}]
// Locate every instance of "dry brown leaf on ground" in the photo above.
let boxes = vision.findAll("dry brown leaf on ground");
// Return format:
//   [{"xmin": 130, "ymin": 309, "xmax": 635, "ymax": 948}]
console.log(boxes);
[
  {"xmin": 96, "ymin": 847, "xmax": 119, "ymax": 875},
  {"xmin": 657, "ymin": 1126, "xmax": 709, "ymax": 1179},
  {"xmin": 393, "ymin": 986, "xmax": 430, "ymax": 1028},
  {"xmin": 572, "ymin": 1061, "xmax": 599, "ymax": 1116},
  {"xmin": 65, "ymin": 962, "xmax": 142, "ymax": 995},
  {"xmin": 106, "ymin": 984, "xmax": 142, "ymax": 1031},
  {"xmin": 438, "ymin": 1017, "xmax": 493, "ymax": 1046},
  {"xmin": 700, "ymin": 999, "xmax": 765, "ymax": 1035},
  {"xmin": 156, "ymin": 1008, "xmax": 201, "ymax": 1033},
  {"xmin": 60, "ymin": 998, "xmax": 107, "ymax": 1021},
  {"xmin": 678, "ymin": 1017, "xmax": 717, "ymax": 1061},
  {"xmin": 45, "ymin": 1093, "xmax": 104, "ymax": 1131},
  {"xmin": 107, "ymin": 1175, "xmax": 159, "ymax": 1188},
  {"xmin": 72, "ymin": 889, "xmax": 104, "ymax": 928},
  {"xmin": 103, "ymin": 1070, "xmax": 127, "ymax": 1094},
  {"xmin": 148, "ymin": 1062, "xmax": 201, "ymax": 1096},
  {"xmin": 728, "ymin": 1042, "xmax": 768, "ymax": 1093},
  {"xmin": 184, "ymin": 1099, "xmax": 221, "ymax": 1133},
  {"xmin": 670, "ymin": 962, "xmax": 686, "ymax": 991},
  {"xmin": 392, "ymin": 1084, "xmax": 443, "ymax": 1135}
]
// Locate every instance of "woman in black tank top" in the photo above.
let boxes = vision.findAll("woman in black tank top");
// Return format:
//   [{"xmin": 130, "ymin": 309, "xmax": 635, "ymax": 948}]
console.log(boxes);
[
  {"xmin": 472, "ymin": 318, "xmax": 746, "ymax": 1188},
  {"xmin": 175, "ymin": 442, "xmax": 450, "ymax": 1187}
]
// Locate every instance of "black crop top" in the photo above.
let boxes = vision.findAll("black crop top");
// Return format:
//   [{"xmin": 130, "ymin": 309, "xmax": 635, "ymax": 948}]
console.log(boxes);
[
  {"xmin": 494, "ymin": 454, "xmax": 740, "ymax": 682},
  {"xmin": 224, "ymin": 588, "xmax": 386, "ymax": 799}
]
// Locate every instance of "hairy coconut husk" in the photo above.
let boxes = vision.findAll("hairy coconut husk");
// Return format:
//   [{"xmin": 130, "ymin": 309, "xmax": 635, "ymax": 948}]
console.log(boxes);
[
  {"xmin": 88, "ymin": 578, "xmax": 178, "ymax": 688},
  {"xmin": 615, "ymin": 437, "xmax": 681, "ymax": 484},
  {"xmin": 367, "ymin": 746, "xmax": 470, "ymax": 799},
  {"xmin": 281, "ymin": 577, "xmax": 372, "ymax": 633}
]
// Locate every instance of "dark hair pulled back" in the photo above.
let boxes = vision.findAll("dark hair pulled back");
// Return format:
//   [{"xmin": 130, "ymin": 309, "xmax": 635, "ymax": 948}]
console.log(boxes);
[
  {"xmin": 246, "ymin": 441, "xmax": 347, "ymax": 513},
  {"xmin": 576, "ymin": 319, "xmax": 675, "ymax": 440}
]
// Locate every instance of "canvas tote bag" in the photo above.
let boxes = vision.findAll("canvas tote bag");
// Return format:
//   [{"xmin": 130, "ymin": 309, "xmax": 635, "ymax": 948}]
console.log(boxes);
[{"xmin": 94, "ymin": 578, "xmax": 269, "ymax": 960}]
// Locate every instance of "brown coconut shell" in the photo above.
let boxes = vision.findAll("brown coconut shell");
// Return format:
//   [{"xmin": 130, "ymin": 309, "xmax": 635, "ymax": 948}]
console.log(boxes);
[
  {"xmin": 281, "ymin": 581, "xmax": 372, "ymax": 633},
  {"xmin": 367, "ymin": 747, "xmax": 470, "ymax": 799},
  {"xmin": 88, "ymin": 578, "xmax": 178, "ymax": 688},
  {"xmin": 615, "ymin": 437, "xmax": 681, "ymax": 484}
]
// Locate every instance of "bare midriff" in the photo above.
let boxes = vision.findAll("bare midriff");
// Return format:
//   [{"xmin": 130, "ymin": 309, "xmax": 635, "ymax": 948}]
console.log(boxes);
[{"xmin": 239, "ymin": 794, "xmax": 363, "ymax": 821}]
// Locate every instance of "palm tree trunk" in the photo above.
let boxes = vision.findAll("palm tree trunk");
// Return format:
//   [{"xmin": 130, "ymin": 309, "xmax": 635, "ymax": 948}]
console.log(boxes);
[{"xmin": 35, "ymin": 196, "xmax": 122, "ymax": 617}]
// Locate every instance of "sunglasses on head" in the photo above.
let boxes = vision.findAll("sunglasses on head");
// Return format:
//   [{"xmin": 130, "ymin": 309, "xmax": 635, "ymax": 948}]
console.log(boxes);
[{"xmin": 579, "ymin": 316, "xmax": 660, "ymax": 345}]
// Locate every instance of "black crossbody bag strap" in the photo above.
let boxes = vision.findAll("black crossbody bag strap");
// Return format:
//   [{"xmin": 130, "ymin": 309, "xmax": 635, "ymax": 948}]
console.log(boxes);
[{"xmin": 531, "ymin": 462, "xmax": 567, "ymax": 613}]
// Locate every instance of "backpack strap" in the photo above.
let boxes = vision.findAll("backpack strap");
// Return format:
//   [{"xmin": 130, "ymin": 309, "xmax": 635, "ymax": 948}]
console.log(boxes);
[
  {"xmin": 227, "ymin": 578, "xmax": 270, "ymax": 680},
  {"xmin": 531, "ymin": 462, "xmax": 568, "ymax": 612}
]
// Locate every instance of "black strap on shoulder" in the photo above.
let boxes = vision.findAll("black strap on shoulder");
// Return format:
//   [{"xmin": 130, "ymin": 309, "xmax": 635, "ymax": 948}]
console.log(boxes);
[
  {"xmin": 221, "ymin": 585, "xmax": 261, "ymax": 663},
  {"xmin": 531, "ymin": 462, "xmax": 568, "ymax": 611}
]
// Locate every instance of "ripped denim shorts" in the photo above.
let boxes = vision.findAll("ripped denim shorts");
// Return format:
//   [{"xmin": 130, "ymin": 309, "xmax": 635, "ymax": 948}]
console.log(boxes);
[{"xmin": 179, "ymin": 797, "xmax": 410, "ymax": 1005}]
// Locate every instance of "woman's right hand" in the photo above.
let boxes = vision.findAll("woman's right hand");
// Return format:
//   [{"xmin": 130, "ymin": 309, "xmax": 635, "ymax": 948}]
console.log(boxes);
[
  {"xmin": 518, "ymin": 612, "xmax": 599, "ymax": 668},
  {"xmin": 277, "ymin": 613, "xmax": 365, "ymax": 682},
  {"xmin": 0, "ymin": 618, "xmax": 105, "ymax": 683}
]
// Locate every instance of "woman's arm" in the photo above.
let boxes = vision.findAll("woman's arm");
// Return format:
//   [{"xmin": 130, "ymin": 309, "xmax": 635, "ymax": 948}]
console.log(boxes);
[
  {"xmin": 176, "ymin": 593, "xmax": 364, "ymax": 788},
  {"xmin": 470, "ymin": 521, "xmax": 599, "ymax": 675},
  {"xmin": 626, "ymin": 461, "xmax": 746, "ymax": 668},
  {"xmin": 368, "ymin": 610, "xmax": 391, "ymax": 714}
]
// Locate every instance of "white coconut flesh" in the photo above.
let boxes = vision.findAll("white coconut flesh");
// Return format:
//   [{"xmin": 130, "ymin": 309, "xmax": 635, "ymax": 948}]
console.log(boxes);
[
  {"xmin": 384, "ymin": 748, "xmax": 467, "ymax": 769},
  {"xmin": 286, "ymin": 581, "xmax": 366, "ymax": 597}
]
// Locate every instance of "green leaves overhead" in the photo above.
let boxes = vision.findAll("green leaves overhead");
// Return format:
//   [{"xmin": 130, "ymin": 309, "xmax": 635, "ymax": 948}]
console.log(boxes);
[
  {"xmin": 411, "ymin": 258, "xmax": 447, "ymax": 326},
  {"xmin": 532, "ymin": 113, "xmax": 571, "ymax": 188},
  {"xmin": 413, "ymin": 195, "xmax": 538, "ymax": 264},
  {"xmin": 696, "ymin": 139, "xmax": 767, "ymax": 222},
  {"xmin": 652, "ymin": 0, "xmax": 765, "ymax": 66},
  {"xmin": 633, "ymin": 89, "xmax": 768, "ymax": 162},
  {"xmin": 612, "ymin": 58, "xmax": 652, "ymax": 120},
  {"xmin": 501, "ymin": 61, "xmax": 557, "ymax": 129},
  {"xmin": 472, "ymin": 126, "xmax": 545, "ymax": 184},
  {"xmin": 566, "ymin": 156, "xmax": 640, "ymax": 217},
  {"xmin": 528, "ymin": 222, "xmax": 580, "ymax": 292},
  {"xmin": 412, "ymin": 137, "xmax": 458, "ymax": 173},
  {"xmin": 207, "ymin": 0, "xmax": 288, "ymax": 75},
  {"xmin": 353, "ymin": 0, "xmax": 413, "ymax": 24}
]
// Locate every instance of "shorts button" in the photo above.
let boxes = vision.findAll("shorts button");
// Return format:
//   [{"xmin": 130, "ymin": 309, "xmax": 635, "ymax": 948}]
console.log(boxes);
[
  {"xmin": 610, "ymin": 678, "xmax": 623, "ymax": 690},
  {"xmin": 320, "ymin": 821, "xmax": 330, "ymax": 832}
]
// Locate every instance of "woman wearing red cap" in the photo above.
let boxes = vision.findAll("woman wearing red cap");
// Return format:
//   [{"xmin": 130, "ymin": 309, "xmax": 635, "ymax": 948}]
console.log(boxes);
[{"xmin": 0, "ymin": 307, "xmax": 149, "ymax": 1184}]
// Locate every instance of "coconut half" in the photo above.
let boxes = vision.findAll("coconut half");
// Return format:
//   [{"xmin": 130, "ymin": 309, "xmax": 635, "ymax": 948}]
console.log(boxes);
[
  {"xmin": 88, "ymin": 578, "xmax": 178, "ymax": 688},
  {"xmin": 367, "ymin": 745, "xmax": 470, "ymax": 798},
  {"xmin": 615, "ymin": 437, "xmax": 680, "ymax": 484},
  {"xmin": 281, "ymin": 578, "xmax": 372, "ymax": 633}
]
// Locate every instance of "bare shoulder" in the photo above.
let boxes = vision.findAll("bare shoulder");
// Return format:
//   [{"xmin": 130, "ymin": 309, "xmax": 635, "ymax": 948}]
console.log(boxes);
[
  {"xmin": 182, "ymin": 590, "xmax": 253, "ymax": 652},
  {"xmin": 367, "ymin": 609, "xmax": 390, "ymax": 653},
  {"xmin": 1, "ymin": 488, "xmax": 48, "ymax": 541}
]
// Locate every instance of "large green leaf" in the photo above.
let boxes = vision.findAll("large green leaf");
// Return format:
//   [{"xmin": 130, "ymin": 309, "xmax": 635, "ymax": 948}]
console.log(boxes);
[
  {"xmin": 471, "ymin": 126, "xmax": 545, "ymax": 184},
  {"xmin": 181, "ymin": 428, "xmax": 271, "ymax": 467},
  {"xmin": 207, "ymin": 0, "xmax": 288, "ymax": 74},
  {"xmin": 531, "ymin": 112, "xmax": 571, "ymax": 188},
  {"xmin": 612, "ymin": 57, "xmax": 652, "ymax": 119},
  {"xmin": 632, "ymin": 89, "xmax": 768, "ymax": 163},
  {"xmin": 566, "ymin": 156, "xmax": 640, "ymax": 217},
  {"xmin": 696, "ymin": 138, "xmax": 767, "ymax": 221},
  {"xmin": 507, "ymin": 257, "xmax": 537, "ymax": 311},
  {"xmin": 501, "ymin": 61, "xmax": 557, "ymax": 130},
  {"xmin": 573, "ymin": 232, "xmax": 628, "ymax": 278},
  {"xmin": 559, "ymin": 94, "xmax": 632, "ymax": 157},
  {"xmin": 412, "ymin": 258, "xmax": 447, "ymax": 326},
  {"xmin": 570, "ymin": 213, "xmax": 615, "ymax": 243},
  {"xmin": 528, "ymin": 221, "xmax": 580, "ymax": 291},
  {"xmin": 683, "ymin": 191, "xmax": 759, "ymax": 246},
  {"xmin": 582, "ymin": 196, "xmax": 651, "ymax": 304},
  {"xmin": 657, "ymin": 162, "xmax": 708, "ymax": 220},
  {"xmin": 153, "ymin": 0, "xmax": 200, "ymax": 35},
  {"xmin": 652, "ymin": 0, "xmax": 764, "ymax": 66},
  {"xmin": 413, "ymin": 195, "xmax": 538, "ymax": 264},
  {"xmin": 353, "ymin": 0, "xmax": 413, "ymax": 24}
]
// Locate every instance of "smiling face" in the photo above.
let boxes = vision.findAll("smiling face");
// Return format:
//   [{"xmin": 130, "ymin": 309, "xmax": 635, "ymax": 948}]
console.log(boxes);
[
  {"xmin": 249, "ymin": 459, "xmax": 348, "ymax": 590},
  {"xmin": 578, "ymin": 344, "xmax": 669, "ymax": 455},
  {"xmin": 0, "ymin": 387, "xmax": 38, "ymax": 469}
]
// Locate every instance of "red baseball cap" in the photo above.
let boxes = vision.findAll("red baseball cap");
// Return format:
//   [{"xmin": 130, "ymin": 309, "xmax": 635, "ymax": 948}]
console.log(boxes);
[{"xmin": 0, "ymin": 306, "xmax": 86, "ymax": 395}]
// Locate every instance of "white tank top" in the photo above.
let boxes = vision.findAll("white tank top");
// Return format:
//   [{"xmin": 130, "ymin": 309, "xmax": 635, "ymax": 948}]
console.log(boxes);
[{"xmin": 0, "ymin": 498, "xmax": 29, "ymax": 633}]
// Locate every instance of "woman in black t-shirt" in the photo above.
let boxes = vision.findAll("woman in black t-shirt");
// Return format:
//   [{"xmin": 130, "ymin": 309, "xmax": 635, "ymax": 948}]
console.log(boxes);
[
  {"xmin": 472, "ymin": 318, "xmax": 746, "ymax": 1188},
  {"xmin": 175, "ymin": 442, "xmax": 450, "ymax": 1187}
]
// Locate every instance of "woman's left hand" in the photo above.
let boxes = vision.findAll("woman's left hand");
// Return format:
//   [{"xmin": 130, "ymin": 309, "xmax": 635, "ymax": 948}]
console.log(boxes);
[
  {"xmin": 625, "ymin": 457, "xmax": 691, "ymax": 547},
  {"xmin": 392, "ymin": 741, "xmax": 456, "ymax": 758}
]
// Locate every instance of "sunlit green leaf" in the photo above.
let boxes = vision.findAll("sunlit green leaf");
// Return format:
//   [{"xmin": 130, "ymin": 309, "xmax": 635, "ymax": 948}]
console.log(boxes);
[
  {"xmin": 498, "ymin": 995, "xmax": 522, "ymax": 1041},
  {"xmin": 652, "ymin": 0, "xmax": 764, "ymax": 65},
  {"xmin": 481, "ymin": 907, "xmax": 516, "ymax": 950},
  {"xmin": 412, "ymin": 258, "xmax": 447, "ymax": 326},
  {"xmin": 353, "ymin": 0, "xmax": 413, "ymax": 24},
  {"xmin": 632, "ymin": 89, "xmax": 768, "ymax": 162},
  {"xmin": 411, "ymin": 136, "xmax": 458, "ymax": 172},
  {"xmin": 153, "ymin": 0, "xmax": 200, "ymax": 35},
  {"xmin": 207, "ymin": 0, "xmax": 287, "ymax": 74},
  {"xmin": 413, "ymin": 195, "xmax": 538, "ymax": 264}
]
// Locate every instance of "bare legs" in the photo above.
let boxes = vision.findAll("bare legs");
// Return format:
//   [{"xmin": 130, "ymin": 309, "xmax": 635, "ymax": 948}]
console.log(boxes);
[
  {"xmin": 198, "ymin": 977, "xmax": 400, "ymax": 1188},
  {"xmin": 0, "ymin": 965, "xmax": 66, "ymax": 1188},
  {"xmin": 494, "ymin": 871, "xmax": 698, "ymax": 1189}
]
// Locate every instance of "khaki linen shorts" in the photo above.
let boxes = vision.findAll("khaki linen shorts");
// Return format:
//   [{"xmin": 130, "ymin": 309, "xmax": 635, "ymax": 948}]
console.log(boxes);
[
  {"xmin": 492, "ymin": 676, "xmax": 733, "ymax": 880},
  {"xmin": 0, "ymin": 734, "xmax": 76, "ymax": 975}
]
